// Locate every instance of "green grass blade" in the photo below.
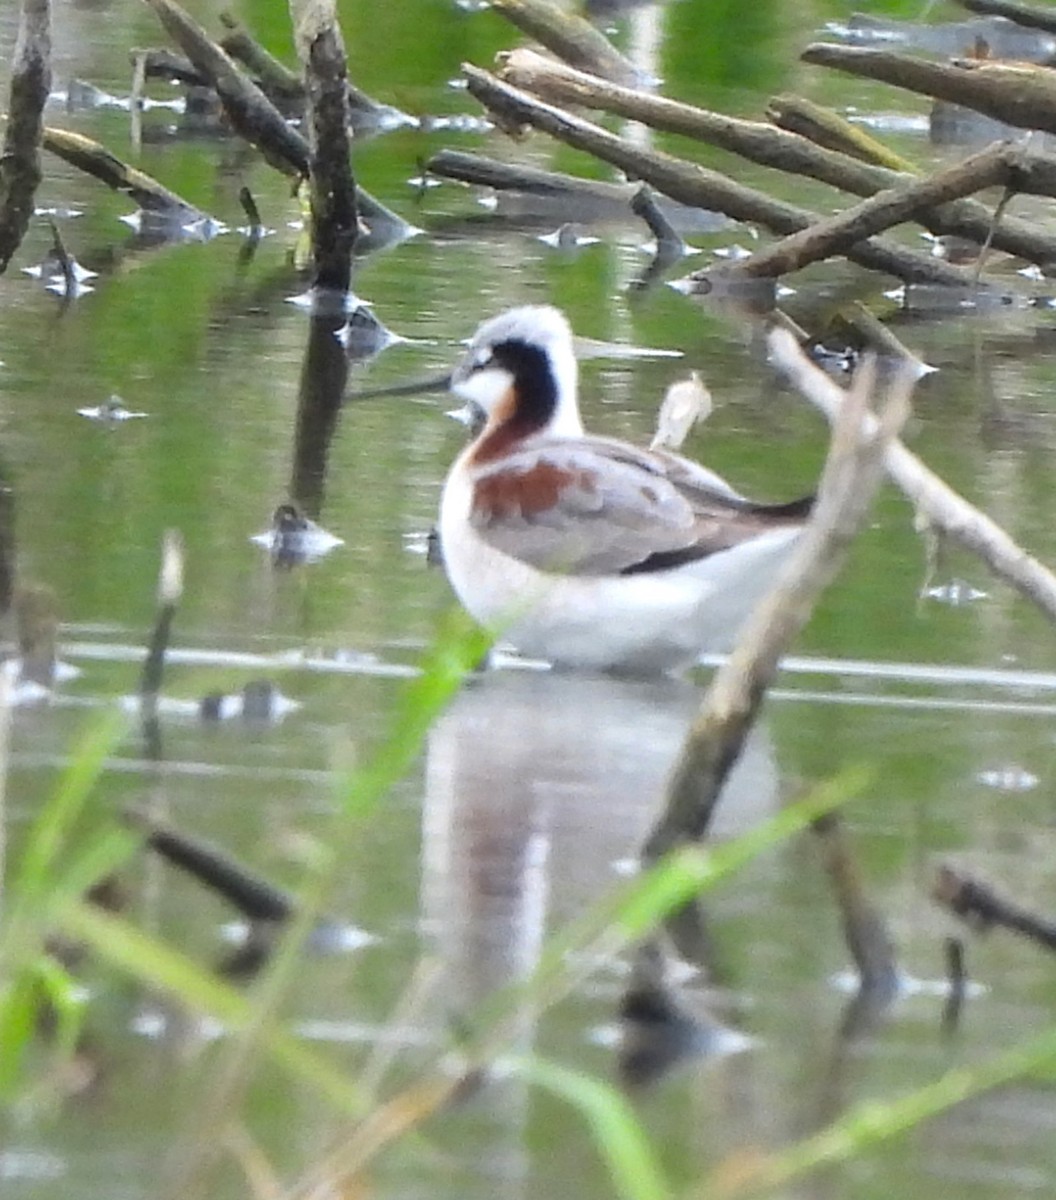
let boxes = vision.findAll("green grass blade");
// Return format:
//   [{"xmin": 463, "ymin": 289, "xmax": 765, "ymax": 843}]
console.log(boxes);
[
  {"xmin": 10, "ymin": 711, "xmax": 127, "ymax": 900},
  {"xmin": 513, "ymin": 1055, "xmax": 673, "ymax": 1200},
  {"xmin": 60, "ymin": 901, "xmax": 363, "ymax": 1115},
  {"xmin": 704, "ymin": 1023, "xmax": 1056, "ymax": 1197}
]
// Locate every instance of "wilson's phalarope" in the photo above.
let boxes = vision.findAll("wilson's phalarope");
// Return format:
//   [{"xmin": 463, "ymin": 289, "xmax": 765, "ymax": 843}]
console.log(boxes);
[{"xmin": 439, "ymin": 305, "xmax": 813, "ymax": 673}]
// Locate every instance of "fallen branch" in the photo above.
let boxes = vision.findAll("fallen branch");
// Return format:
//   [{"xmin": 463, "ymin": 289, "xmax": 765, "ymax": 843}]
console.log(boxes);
[
  {"xmin": 769, "ymin": 328, "xmax": 1056, "ymax": 624},
  {"xmin": 218, "ymin": 10, "xmax": 302, "ymax": 103},
  {"xmin": 724, "ymin": 141, "xmax": 1014, "ymax": 279},
  {"xmin": 953, "ymin": 0, "xmax": 1056, "ymax": 36},
  {"xmin": 43, "ymin": 125, "xmax": 203, "ymax": 216},
  {"xmin": 500, "ymin": 50, "xmax": 1056, "ymax": 267},
  {"xmin": 142, "ymin": 0, "xmax": 310, "ymax": 176},
  {"xmin": 934, "ymin": 864, "xmax": 1056, "ymax": 953},
  {"xmin": 644, "ymin": 345, "xmax": 913, "ymax": 858},
  {"xmin": 766, "ymin": 93, "xmax": 915, "ymax": 171},
  {"xmin": 0, "ymin": 0, "xmax": 51, "ymax": 274},
  {"xmin": 491, "ymin": 0, "xmax": 642, "ymax": 87},
  {"xmin": 462, "ymin": 64, "xmax": 973, "ymax": 286},
  {"xmin": 802, "ymin": 42, "xmax": 1056, "ymax": 137}
]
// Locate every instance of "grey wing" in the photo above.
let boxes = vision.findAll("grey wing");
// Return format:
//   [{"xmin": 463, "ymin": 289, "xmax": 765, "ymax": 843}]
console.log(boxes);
[{"xmin": 468, "ymin": 443, "xmax": 700, "ymax": 575}]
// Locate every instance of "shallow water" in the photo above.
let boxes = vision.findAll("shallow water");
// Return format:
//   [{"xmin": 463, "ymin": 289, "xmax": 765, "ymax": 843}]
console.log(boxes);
[{"xmin": 5, "ymin": 0, "xmax": 1056, "ymax": 1197}]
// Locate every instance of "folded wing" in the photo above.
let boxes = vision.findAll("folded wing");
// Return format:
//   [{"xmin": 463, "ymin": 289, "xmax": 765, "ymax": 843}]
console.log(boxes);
[{"xmin": 468, "ymin": 437, "xmax": 812, "ymax": 576}]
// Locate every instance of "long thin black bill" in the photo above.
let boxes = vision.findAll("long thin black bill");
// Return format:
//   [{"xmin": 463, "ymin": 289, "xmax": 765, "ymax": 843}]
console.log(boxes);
[{"xmin": 345, "ymin": 370, "xmax": 452, "ymax": 401}]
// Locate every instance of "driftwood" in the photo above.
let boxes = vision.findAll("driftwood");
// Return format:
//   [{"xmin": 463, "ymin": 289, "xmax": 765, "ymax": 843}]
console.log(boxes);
[
  {"xmin": 143, "ymin": 0, "xmax": 407, "ymax": 242},
  {"xmin": 463, "ymin": 65, "xmax": 973, "ymax": 287},
  {"xmin": 719, "ymin": 141, "xmax": 1022, "ymax": 280},
  {"xmin": 43, "ymin": 126, "xmax": 202, "ymax": 216},
  {"xmin": 491, "ymin": 0, "xmax": 642, "ymax": 87},
  {"xmin": 291, "ymin": 0, "xmax": 358, "ymax": 290},
  {"xmin": 644, "ymin": 345, "xmax": 912, "ymax": 858},
  {"xmin": 766, "ymin": 94, "xmax": 915, "ymax": 171},
  {"xmin": 953, "ymin": 0, "xmax": 1056, "ymax": 36},
  {"xmin": 802, "ymin": 43, "xmax": 1056, "ymax": 137},
  {"xmin": 0, "ymin": 0, "xmax": 51, "ymax": 274},
  {"xmin": 501, "ymin": 49, "xmax": 1056, "ymax": 268},
  {"xmin": 142, "ymin": 0, "xmax": 310, "ymax": 177},
  {"xmin": 219, "ymin": 11, "xmax": 302, "ymax": 103},
  {"xmin": 770, "ymin": 329, "xmax": 1056, "ymax": 625},
  {"xmin": 934, "ymin": 864, "xmax": 1056, "ymax": 952}
]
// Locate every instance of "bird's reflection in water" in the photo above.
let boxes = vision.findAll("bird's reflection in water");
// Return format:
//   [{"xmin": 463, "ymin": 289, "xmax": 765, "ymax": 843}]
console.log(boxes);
[
  {"xmin": 420, "ymin": 669, "xmax": 777, "ymax": 1193},
  {"xmin": 423, "ymin": 669, "xmax": 779, "ymax": 1004}
]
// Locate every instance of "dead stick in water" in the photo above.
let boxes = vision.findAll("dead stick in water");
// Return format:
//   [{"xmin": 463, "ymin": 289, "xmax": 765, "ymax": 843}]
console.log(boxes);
[
  {"xmin": 491, "ymin": 0, "xmax": 642, "ymax": 87},
  {"xmin": 43, "ymin": 125, "xmax": 203, "ymax": 216},
  {"xmin": 500, "ymin": 50, "xmax": 1056, "ymax": 267},
  {"xmin": 802, "ymin": 43, "xmax": 1056, "ymax": 137},
  {"xmin": 644, "ymin": 344, "xmax": 913, "ymax": 858},
  {"xmin": 219, "ymin": 10, "xmax": 303, "ymax": 102},
  {"xmin": 139, "ymin": 530, "xmax": 183, "ymax": 748},
  {"xmin": 812, "ymin": 812, "xmax": 897, "ymax": 991},
  {"xmin": 952, "ymin": 0, "xmax": 1056, "ymax": 36},
  {"xmin": 725, "ymin": 142, "xmax": 1014, "ymax": 280},
  {"xmin": 462, "ymin": 65, "xmax": 973, "ymax": 287},
  {"xmin": 0, "ymin": 0, "xmax": 51, "ymax": 275},
  {"xmin": 934, "ymin": 864, "xmax": 1056, "ymax": 952},
  {"xmin": 142, "ymin": 0, "xmax": 310, "ymax": 177},
  {"xmin": 290, "ymin": 0, "xmax": 358, "ymax": 290},
  {"xmin": 769, "ymin": 328, "xmax": 1056, "ymax": 624},
  {"xmin": 766, "ymin": 93, "xmax": 915, "ymax": 172}
]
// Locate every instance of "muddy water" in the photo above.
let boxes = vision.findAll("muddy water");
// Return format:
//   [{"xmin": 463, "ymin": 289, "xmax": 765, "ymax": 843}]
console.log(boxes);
[{"xmin": 5, "ymin": 1, "xmax": 1056, "ymax": 1197}]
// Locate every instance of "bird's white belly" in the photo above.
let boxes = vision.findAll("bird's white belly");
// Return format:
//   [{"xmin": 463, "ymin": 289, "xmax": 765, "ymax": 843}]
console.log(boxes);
[{"xmin": 439, "ymin": 470, "xmax": 801, "ymax": 673}]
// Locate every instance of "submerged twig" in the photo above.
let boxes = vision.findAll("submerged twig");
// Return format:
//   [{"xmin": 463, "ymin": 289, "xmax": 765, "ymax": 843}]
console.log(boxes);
[
  {"xmin": 934, "ymin": 864, "xmax": 1056, "ymax": 953},
  {"xmin": 769, "ymin": 330, "xmax": 1056, "ymax": 625},
  {"xmin": 645, "ymin": 342, "xmax": 913, "ymax": 858},
  {"xmin": 0, "ymin": 0, "xmax": 51, "ymax": 274},
  {"xmin": 462, "ymin": 64, "xmax": 972, "ymax": 286}
]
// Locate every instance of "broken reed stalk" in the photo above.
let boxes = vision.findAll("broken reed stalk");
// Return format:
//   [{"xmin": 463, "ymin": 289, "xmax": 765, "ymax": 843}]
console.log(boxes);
[
  {"xmin": 770, "ymin": 329, "xmax": 1056, "ymax": 624},
  {"xmin": 462, "ymin": 64, "xmax": 973, "ymax": 287},
  {"xmin": 801, "ymin": 43, "xmax": 1056, "ymax": 138},
  {"xmin": 491, "ymin": 0, "xmax": 642, "ymax": 87},
  {"xmin": 290, "ymin": 0, "xmax": 358, "ymax": 290},
  {"xmin": 0, "ymin": 0, "xmax": 51, "ymax": 274},
  {"xmin": 644, "ymin": 340, "xmax": 913, "ymax": 859},
  {"xmin": 138, "ymin": 531, "xmax": 183, "ymax": 754},
  {"xmin": 953, "ymin": 0, "xmax": 1056, "ymax": 36},
  {"xmin": 934, "ymin": 864, "xmax": 1056, "ymax": 952},
  {"xmin": 500, "ymin": 50, "xmax": 1056, "ymax": 267}
]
